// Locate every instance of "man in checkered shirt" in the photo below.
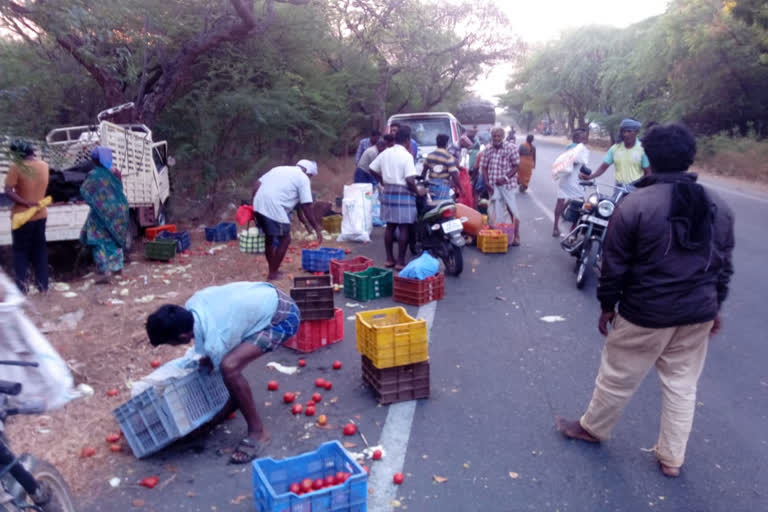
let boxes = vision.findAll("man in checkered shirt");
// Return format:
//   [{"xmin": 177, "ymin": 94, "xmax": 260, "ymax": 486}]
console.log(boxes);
[{"xmin": 481, "ymin": 127, "xmax": 521, "ymax": 245}]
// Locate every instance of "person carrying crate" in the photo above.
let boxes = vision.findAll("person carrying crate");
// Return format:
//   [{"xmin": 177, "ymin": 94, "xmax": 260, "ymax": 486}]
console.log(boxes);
[{"xmin": 145, "ymin": 281, "xmax": 300, "ymax": 464}]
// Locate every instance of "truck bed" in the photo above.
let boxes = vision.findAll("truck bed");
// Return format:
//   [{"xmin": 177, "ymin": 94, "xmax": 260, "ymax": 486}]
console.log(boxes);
[{"xmin": 0, "ymin": 203, "xmax": 91, "ymax": 245}]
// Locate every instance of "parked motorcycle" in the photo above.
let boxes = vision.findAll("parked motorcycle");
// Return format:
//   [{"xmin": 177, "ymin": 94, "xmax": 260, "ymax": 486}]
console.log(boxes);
[
  {"xmin": 0, "ymin": 360, "xmax": 77, "ymax": 512},
  {"xmin": 560, "ymin": 181, "xmax": 630, "ymax": 289},
  {"xmin": 409, "ymin": 182, "xmax": 465, "ymax": 276}
]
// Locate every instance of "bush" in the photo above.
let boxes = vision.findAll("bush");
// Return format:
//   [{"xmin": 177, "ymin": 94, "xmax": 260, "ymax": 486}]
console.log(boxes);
[{"xmin": 696, "ymin": 134, "xmax": 768, "ymax": 182}]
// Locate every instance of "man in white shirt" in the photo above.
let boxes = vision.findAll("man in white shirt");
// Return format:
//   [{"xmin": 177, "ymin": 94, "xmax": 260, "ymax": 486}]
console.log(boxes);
[
  {"xmin": 369, "ymin": 127, "xmax": 421, "ymax": 269},
  {"xmin": 252, "ymin": 159, "xmax": 323, "ymax": 280}
]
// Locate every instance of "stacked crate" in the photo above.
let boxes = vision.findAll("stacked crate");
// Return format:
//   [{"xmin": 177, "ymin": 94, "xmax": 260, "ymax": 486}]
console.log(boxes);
[
  {"xmin": 393, "ymin": 272, "xmax": 445, "ymax": 306},
  {"xmin": 286, "ymin": 276, "xmax": 343, "ymax": 352},
  {"xmin": 356, "ymin": 307, "xmax": 430, "ymax": 404}
]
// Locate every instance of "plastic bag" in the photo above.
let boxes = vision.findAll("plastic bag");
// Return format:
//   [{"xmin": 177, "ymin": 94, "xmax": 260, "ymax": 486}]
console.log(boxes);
[
  {"xmin": 371, "ymin": 188, "xmax": 385, "ymax": 227},
  {"xmin": 130, "ymin": 348, "xmax": 201, "ymax": 397},
  {"xmin": 235, "ymin": 205, "xmax": 254, "ymax": 226},
  {"xmin": 398, "ymin": 252, "xmax": 440, "ymax": 280},
  {"xmin": 0, "ymin": 272, "xmax": 75, "ymax": 411},
  {"xmin": 337, "ymin": 183, "xmax": 373, "ymax": 242},
  {"xmin": 552, "ymin": 143, "xmax": 589, "ymax": 180}
]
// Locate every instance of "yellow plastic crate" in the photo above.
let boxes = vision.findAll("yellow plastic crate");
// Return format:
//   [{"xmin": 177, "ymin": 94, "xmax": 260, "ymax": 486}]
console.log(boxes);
[
  {"xmin": 356, "ymin": 307, "xmax": 428, "ymax": 369},
  {"xmin": 478, "ymin": 229, "xmax": 508, "ymax": 254}
]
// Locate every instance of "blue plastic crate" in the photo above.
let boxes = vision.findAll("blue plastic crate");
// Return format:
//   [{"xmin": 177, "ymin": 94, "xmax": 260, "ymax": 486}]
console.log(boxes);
[
  {"xmin": 205, "ymin": 222, "xmax": 238, "ymax": 242},
  {"xmin": 301, "ymin": 248, "xmax": 345, "ymax": 273},
  {"xmin": 156, "ymin": 230, "xmax": 191, "ymax": 253},
  {"xmin": 253, "ymin": 441, "xmax": 367, "ymax": 512},
  {"xmin": 114, "ymin": 369, "xmax": 229, "ymax": 458}
]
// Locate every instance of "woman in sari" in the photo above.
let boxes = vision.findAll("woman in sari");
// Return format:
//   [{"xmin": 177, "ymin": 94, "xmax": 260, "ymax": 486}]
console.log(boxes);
[
  {"xmin": 517, "ymin": 134, "xmax": 536, "ymax": 193},
  {"xmin": 80, "ymin": 147, "xmax": 130, "ymax": 284}
]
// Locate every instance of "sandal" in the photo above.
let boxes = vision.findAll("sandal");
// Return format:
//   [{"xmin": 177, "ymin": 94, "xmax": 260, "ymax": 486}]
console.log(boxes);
[
  {"xmin": 384, "ymin": 261, "xmax": 396, "ymax": 268},
  {"xmin": 229, "ymin": 437, "xmax": 267, "ymax": 464}
]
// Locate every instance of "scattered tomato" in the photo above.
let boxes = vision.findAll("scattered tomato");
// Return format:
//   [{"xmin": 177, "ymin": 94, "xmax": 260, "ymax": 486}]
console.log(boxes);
[
  {"xmin": 317, "ymin": 414, "xmax": 328, "ymax": 426},
  {"xmin": 314, "ymin": 378, "xmax": 326, "ymax": 388},
  {"xmin": 109, "ymin": 444, "xmax": 122, "ymax": 453},
  {"xmin": 311, "ymin": 392, "xmax": 322, "ymax": 403},
  {"xmin": 301, "ymin": 478, "xmax": 313, "ymax": 493},
  {"xmin": 80, "ymin": 446, "xmax": 96, "ymax": 458},
  {"xmin": 105, "ymin": 433, "xmax": 121, "ymax": 443},
  {"xmin": 283, "ymin": 392, "xmax": 296, "ymax": 404},
  {"xmin": 372, "ymin": 449, "xmax": 382, "ymax": 461},
  {"xmin": 291, "ymin": 404, "xmax": 303, "ymax": 415},
  {"xmin": 267, "ymin": 380, "xmax": 279, "ymax": 391},
  {"xmin": 298, "ymin": 359, "xmax": 306, "ymax": 367},
  {"xmin": 305, "ymin": 405, "xmax": 316, "ymax": 417},
  {"xmin": 106, "ymin": 388, "xmax": 119, "ymax": 397},
  {"xmin": 343, "ymin": 423, "xmax": 357, "ymax": 436},
  {"xmin": 393, "ymin": 472, "xmax": 404, "ymax": 485},
  {"xmin": 150, "ymin": 359, "xmax": 162, "ymax": 369},
  {"xmin": 332, "ymin": 361, "xmax": 342, "ymax": 370},
  {"xmin": 324, "ymin": 381, "xmax": 333, "ymax": 391},
  {"xmin": 324, "ymin": 475, "xmax": 336, "ymax": 487},
  {"xmin": 139, "ymin": 476, "xmax": 159, "ymax": 489},
  {"xmin": 289, "ymin": 483, "xmax": 301, "ymax": 494},
  {"xmin": 312, "ymin": 479, "xmax": 324, "ymax": 490}
]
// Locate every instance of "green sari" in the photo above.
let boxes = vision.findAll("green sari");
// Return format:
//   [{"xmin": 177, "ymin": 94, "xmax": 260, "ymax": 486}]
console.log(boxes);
[{"xmin": 80, "ymin": 166, "xmax": 130, "ymax": 273}]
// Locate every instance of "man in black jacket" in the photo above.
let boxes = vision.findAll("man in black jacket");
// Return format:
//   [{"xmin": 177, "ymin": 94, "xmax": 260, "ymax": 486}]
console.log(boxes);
[{"xmin": 555, "ymin": 123, "xmax": 735, "ymax": 478}]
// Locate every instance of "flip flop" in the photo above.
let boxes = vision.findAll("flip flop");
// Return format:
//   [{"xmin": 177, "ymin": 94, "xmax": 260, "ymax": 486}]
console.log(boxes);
[
  {"xmin": 394, "ymin": 264, "xmax": 406, "ymax": 271},
  {"xmin": 384, "ymin": 261, "xmax": 396, "ymax": 268},
  {"xmin": 229, "ymin": 437, "xmax": 267, "ymax": 464}
]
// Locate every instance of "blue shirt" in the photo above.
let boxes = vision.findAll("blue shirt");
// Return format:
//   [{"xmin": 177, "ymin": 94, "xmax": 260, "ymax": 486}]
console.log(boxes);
[
  {"xmin": 186, "ymin": 282, "xmax": 278, "ymax": 368},
  {"xmin": 410, "ymin": 138, "xmax": 419, "ymax": 163}
]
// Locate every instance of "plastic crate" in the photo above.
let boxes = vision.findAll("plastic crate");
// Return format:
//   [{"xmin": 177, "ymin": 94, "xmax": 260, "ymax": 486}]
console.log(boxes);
[
  {"xmin": 343, "ymin": 267, "xmax": 393, "ymax": 302},
  {"xmin": 302, "ymin": 248, "xmax": 345, "ymax": 273},
  {"xmin": 290, "ymin": 276, "xmax": 334, "ymax": 320},
  {"xmin": 321, "ymin": 214, "xmax": 342, "ymax": 234},
  {"xmin": 114, "ymin": 369, "xmax": 230, "ymax": 458},
  {"xmin": 284, "ymin": 308, "xmax": 344, "ymax": 353},
  {"xmin": 145, "ymin": 224, "xmax": 177, "ymax": 241},
  {"xmin": 493, "ymin": 224, "xmax": 516, "ymax": 246},
  {"xmin": 144, "ymin": 239, "xmax": 177, "ymax": 261},
  {"xmin": 477, "ymin": 229, "xmax": 508, "ymax": 254},
  {"xmin": 205, "ymin": 222, "xmax": 237, "ymax": 242},
  {"xmin": 361, "ymin": 355, "xmax": 430, "ymax": 405},
  {"xmin": 156, "ymin": 230, "xmax": 191, "ymax": 253},
  {"xmin": 356, "ymin": 307, "xmax": 428, "ymax": 369},
  {"xmin": 252, "ymin": 440, "xmax": 367, "ymax": 512},
  {"xmin": 329, "ymin": 256, "xmax": 373, "ymax": 285},
  {"xmin": 393, "ymin": 272, "xmax": 445, "ymax": 306}
]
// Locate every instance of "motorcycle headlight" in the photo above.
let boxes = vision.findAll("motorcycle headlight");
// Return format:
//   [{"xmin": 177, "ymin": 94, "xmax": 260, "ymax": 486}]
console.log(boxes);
[
  {"xmin": 597, "ymin": 200, "xmax": 615, "ymax": 217},
  {"xmin": 587, "ymin": 193, "xmax": 599, "ymax": 206}
]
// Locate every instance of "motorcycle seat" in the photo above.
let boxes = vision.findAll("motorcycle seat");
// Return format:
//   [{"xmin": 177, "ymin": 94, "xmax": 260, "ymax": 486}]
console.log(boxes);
[{"xmin": 421, "ymin": 199, "xmax": 454, "ymax": 220}]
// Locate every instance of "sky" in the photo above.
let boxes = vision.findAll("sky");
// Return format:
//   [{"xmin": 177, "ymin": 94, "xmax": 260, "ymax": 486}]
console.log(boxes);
[{"xmin": 473, "ymin": 0, "xmax": 671, "ymax": 102}]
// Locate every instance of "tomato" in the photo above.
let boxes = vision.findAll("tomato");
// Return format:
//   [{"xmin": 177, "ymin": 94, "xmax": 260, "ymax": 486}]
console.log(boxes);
[
  {"xmin": 291, "ymin": 404, "xmax": 303, "ymax": 415},
  {"xmin": 324, "ymin": 475, "xmax": 336, "ymax": 487},
  {"xmin": 106, "ymin": 433, "xmax": 121, "ymax": 443},
  {"xmin": 344, "ymin": 249, "xmax": 352, "ymax": 254},
  {"xmin": 301, "ymin": 478, "xmax": 313, "ymax": 493},
  {"xmin": 393, "ymin": 472, "xmax": 404, "ymax": 485},
  {"xmin": 312, "ymin": 478, "xmax": 324, "ymax": 490},
  {"xmin": 267, "ymin": 380, "xmax": 279, "ymax": 391},
  {"xmin": 316, "ymin": 414, "xmax": 328, "ymax": 426},
  {"xmin": 342, "ymin": 423, "xmax": 356, "ymax": 436},
  {"xmin": 298, "ymin": 359, "xmax": 306, "ymax": 367},
  {"xmin": 314, "ymin": 378, "xmax": 326, "ymax": 388},
  {"xmin": 283, "ymin": 392, "xmax": 296, "ymax": 404},
  {"xmin": 324, "ymin": 381, "xmax": 333, "ymax": 391},
  {"xmin": 150, "ymin": 359, "xmax": 162, "ymax": 369},
  {"xmin": 335, "ymin": 471, "xmax": 346, "ymax": 483},
  {"xmin": 311, "ymin": 392, "xmax": 322, "ymax": 403},
  {"xmin": 106, "ymin": 388, "xmax": 119, "ymax": 397},
  {"xmin": 332, "ymin": 361, "xmax": 342, "ymax": 370},
  {"xmin": 109, "ymin": 444, "xmax": 122, "ymax": 453},
  {"xmin": 372, "ymin": 449, "xmax": 382, "ymax": 461},
  {"xmin": 139, "ymin": 476, "xmax": 159, "ymax": 489},
  {"xmin": 305, "ymin": 405, "xmax": 316, "ymax": 416},
  {"xmin": 289, "ymin": 482, "xmax": 301, "ymax": 494},
  {"xmin": 80, "ymin": 446, "xmax": 96, "ymax": 458}
]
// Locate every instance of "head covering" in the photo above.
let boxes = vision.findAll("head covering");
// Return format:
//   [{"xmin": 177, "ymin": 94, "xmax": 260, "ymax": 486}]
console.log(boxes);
[
  {"xmin": 9, "ymin": 139, "xmax": 34, "ymax": 158},
  {"xmin": 296, "ymin": 159, "xmax": 318, "ymax": 176},
  {"xmin": 619, "ymin": 118, "xmax": 642, "ymax": 132},
  {"xmin": 91, "ymin": 146, "xmax": 113, "ymax": 170}
]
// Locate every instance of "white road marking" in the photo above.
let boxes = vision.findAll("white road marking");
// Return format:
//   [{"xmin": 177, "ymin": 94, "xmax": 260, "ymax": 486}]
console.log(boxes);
[
  {"xmin": 526, "ymin": 189, "xmax": 556, "ymax": 222},
  {"xmin": 367, "ymin": 300, "xmax": 436, "ymax": 511}
]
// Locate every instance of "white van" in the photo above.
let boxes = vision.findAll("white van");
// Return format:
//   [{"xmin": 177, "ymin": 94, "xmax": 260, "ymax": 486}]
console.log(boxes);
[{"xmin": 386, "ymin": 112, "xmax": 466, "ymax": 167}]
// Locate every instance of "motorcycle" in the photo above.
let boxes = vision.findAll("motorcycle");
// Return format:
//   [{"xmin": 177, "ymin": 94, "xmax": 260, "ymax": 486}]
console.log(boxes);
[
  {"xmin": 409, "ymin": 180, "xmax": 465, "ymax": 276},
  {"xmin": 0, "ymin": 360, "xmax": 77, "ymax": 512},
  {"xmin": 560, "ymin": 181, "xmax": 630, "ymax": 289}
]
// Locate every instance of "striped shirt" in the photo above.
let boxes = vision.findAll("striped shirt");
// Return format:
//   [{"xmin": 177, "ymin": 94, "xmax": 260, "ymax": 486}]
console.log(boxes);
[
  {"xmin": 481, "ymin": 142, "xmax": 520, "ymax": 189},
  {"xmin": 424, "ymin": 148, "xmax": 458, "ymax": 180}
]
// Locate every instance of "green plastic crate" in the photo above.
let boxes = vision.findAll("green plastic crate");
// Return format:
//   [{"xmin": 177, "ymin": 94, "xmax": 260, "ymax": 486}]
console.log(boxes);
[
  {"xmin": 145, "ymin": 239, "xmax": 177, "ymax": 261},
  {"xmin": 343, "ymin": 267, "xmax": 393, "ymax": 302}
]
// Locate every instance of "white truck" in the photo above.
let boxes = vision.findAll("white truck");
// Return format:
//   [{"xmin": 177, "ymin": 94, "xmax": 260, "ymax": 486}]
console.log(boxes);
[{"xmin": 0, "ymin": 103, "xmax": 171, "ymax": 247}]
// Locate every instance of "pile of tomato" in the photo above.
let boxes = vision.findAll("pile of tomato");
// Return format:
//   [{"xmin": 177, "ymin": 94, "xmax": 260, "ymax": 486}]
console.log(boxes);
[{"xmin": 288, "ymin": 472, "xmax": 353, "ymax": 495}]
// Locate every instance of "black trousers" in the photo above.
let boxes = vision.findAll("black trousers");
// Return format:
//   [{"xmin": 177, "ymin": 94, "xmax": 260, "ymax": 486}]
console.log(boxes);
[{"xmin": 11, "ymin": 218, "xmax": 49, "ymax": 293}]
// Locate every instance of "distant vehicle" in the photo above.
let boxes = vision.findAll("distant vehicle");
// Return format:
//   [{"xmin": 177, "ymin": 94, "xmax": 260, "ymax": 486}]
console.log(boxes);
[
  {"xmin": 456, "ymin": 99, "xmax": 496, "ymax": 136},
  {"xmin": 387, "ymin": 112, "xmax": 465, "ymax": 167}
]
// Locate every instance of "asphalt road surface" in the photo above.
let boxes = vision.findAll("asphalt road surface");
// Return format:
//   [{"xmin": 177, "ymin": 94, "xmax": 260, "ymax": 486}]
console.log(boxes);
[{"xmin": 84, "ymin": 140, "xmax": 768, "ymax": 512}]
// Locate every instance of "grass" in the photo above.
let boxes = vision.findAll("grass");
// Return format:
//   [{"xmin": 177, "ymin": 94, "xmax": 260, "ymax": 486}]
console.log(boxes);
[{"xmin": 695, "ymin": 134, "xmax": 768, "ymax": 182}]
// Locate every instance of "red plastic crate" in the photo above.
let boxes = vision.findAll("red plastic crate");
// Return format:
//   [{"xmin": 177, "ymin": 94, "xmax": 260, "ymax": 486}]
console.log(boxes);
[
  {"xmin": 284, "ymin": 308, "xmax": 344, "ymax": 353},
  {"xmin": 393, "ymin": 272, "xmax": 445, "ymax": 306},
  {"xmin": 145, "ymin": 224, "xmax": 177, "ymax": 241},
  {"xmin": 330, "ymin": 256, "xmax": 373, "ymax": 285}
]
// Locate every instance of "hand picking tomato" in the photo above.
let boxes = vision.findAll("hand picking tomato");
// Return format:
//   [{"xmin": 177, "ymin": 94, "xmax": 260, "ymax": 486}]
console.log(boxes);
[
  {"xmin": 80, "ymin": 446, "xmax": 96, "ymax": 458},
  {"xmin": 332, "ymin": 361, "xmax": 342, "ymax": 370},
  {"xmin": 343, "ymin": 423, "xmax": 357, "ymax": 436},
  {"xmin": 312, "ymin": 478, "xmax": 324, "ymax": 490},
  {"xmin": 314, "ymin": 378, "xmax": 326, "ymax": 388},
  {"xmin": 324, "ymin": 475, "xmax": 336, "ymax": 487},
  {"xmin": 311, "ymin": 392, "xmax": 322, "ymax": 403},
  {"xmin": 289, "ymin": 483, "xmax": 301, "ymax": 494},
  {"xmin": 139, "ymin": 476, "xmax": 159, "ymax": 489},
  {"xmin": 324, "ymin": 381, "xmax": 333, "ymax": 391},
  {"xmin": 283, "ymin": 392, "xmax": 296, "ymax": 404},
  {"xmin": 291, "ymin": 404, "xmax": 303, "ymax": 415},
  {"xmin": 372, "ymin": 449, "xmax": 382, "ymax": 460},
  {"xmin": 393, "ymin": 472, "xmax": 404, "ymax": 485},
  {"xmin": 267, "ymin": 380, "xmax": 279, "ymax": 391},
  {"xmin": 105, "ymin": 433, "xmax": 121, "ymax": 443},
  {"xmin": 298, "ymin": 359, "xmax": 306, "ymax": 367},
  {"xmin": 300, "ymin": 478, "xmax": 313, "ymax": 493}
]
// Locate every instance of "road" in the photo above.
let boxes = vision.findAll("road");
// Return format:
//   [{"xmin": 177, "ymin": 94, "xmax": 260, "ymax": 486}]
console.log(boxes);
[{"xmin": 83, "ymin": 140, "xmax": 768, "ymax": 512}]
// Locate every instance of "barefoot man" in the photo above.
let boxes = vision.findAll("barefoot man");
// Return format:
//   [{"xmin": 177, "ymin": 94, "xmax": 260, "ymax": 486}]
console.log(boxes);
[
  {"xmin": 146, "ymin": 281, "xmax": 299, "ymax": 464},
  {"xmin": 252, "ymin": 160, "xmax": 323, "ymax": 280},
  {"xmin": 555, "ymin": 124, "xmax": 735, "ymax": 477}
]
